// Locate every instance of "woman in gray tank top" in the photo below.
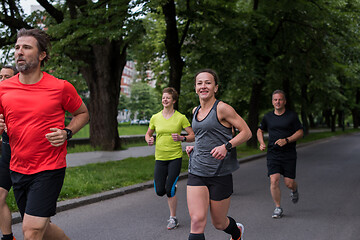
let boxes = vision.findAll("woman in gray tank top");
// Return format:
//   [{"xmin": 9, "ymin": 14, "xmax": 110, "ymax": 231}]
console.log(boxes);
[{"xmin": 185, "ymin": 69, "xmax": 252, "ymax": 240}]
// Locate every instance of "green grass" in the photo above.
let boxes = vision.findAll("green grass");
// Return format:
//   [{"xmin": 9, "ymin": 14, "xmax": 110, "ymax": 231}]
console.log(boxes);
[
  {"xmin": 6, "ymin": 153, "xmax": 189, "ymax": 212},
  {"xmin": 73, "ymin": 124, "xmax": 149, "ymax": 139},
  {"xmin": 298, "ymin": 128, "xmax": 360, "ymax": 143},
  {"xmin": 6, "ymin": 128, "xmax": 360, "ymax": 212}
]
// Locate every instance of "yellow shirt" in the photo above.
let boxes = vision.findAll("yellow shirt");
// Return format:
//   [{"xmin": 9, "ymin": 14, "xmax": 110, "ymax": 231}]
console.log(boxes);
[{"xmin": 149, "ymin": 110, "xmax": 190, "ymax": 160}]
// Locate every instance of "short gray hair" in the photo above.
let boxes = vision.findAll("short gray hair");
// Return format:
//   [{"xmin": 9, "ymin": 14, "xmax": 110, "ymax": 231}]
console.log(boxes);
[{"xmin": 272, "ymin": 89, "xmax": 286, "ymax": 100}]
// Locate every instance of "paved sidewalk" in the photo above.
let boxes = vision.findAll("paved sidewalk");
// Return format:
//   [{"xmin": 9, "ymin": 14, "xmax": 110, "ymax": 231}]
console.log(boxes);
[
  {"xmin": 66, "ymin": 142, "xmax": 195, "ymax": 167},
  {"xmin": 66, "ymin": 146, "xmax": 155, "ymax": 167}
]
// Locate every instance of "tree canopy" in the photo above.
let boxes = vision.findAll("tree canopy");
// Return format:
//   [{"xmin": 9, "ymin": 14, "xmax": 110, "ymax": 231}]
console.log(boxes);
[{"xmin": 1, "ymin": 0, "xmax": 360, "ymax": 149}]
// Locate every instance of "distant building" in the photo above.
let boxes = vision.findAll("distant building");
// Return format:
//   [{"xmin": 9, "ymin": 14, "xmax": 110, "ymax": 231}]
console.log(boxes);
[
  {"xmin": 121, "ymin": 61, "xmax": 136, "ymax": 97},
  {"xmin": 118, "ymin": 61, "xmax": 156, "ymax": 122}
]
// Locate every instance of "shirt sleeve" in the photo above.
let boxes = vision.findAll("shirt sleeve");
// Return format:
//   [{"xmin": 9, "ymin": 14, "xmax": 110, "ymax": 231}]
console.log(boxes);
[
  {"xmin": 181, "ymin": 114, "xmax": 191, "ymax": 129},
  {"xmin": 292, "ymin": 112, "xmax": 303, "ymax": 131},
  {"xmin": 149, "ymin": 115, "xmax": 155, "ymax": 130},
  {"xmin": 259, "ymin": 115, "xmax": 267, "ymax": 131},
  {"xmin": 62, "ymin": 81, "xmax": 83, "ymax": 113}
]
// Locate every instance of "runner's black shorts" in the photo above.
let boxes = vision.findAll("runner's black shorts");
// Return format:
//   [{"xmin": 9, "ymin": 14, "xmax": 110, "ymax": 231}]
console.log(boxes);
[
  {"xmin": 0, "ymin": 165, "xmax": 12, "ymax": 191},
  {"xmin": 0, "ymin": 141, "xmax": 12, "ymax": 191},
  {"xmin": 187, "ymin": 173, "xmax": 233, "ymax": 201},
  {"xmin": 11, "ymin": 167, "xmax": 66, "ymax": 219},
  {"xmin": 267, "ymin": 158, "xmax": 297, "ymax": 179}
]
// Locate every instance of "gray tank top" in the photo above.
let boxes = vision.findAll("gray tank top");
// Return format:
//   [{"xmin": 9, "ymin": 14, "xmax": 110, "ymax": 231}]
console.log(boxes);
[{"xmin": 189, "ymin": 100, "xmax": 239, "ymax": 177}]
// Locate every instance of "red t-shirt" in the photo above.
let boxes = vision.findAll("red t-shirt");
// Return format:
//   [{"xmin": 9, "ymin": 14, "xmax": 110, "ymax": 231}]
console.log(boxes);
[{"xmin": 0, "ymin": 72, "xmax": 83, "ymax": 174}]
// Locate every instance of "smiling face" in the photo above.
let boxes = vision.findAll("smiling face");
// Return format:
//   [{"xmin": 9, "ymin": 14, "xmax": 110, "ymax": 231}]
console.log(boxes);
[
  {"xmin": 162, "ymin": 92, "xmax": 175, "ymax": 109},
  {"xmin": 15, "ymin": 36, "xmax": 46, "ymax": 73},
  {"xmin": 195, "ymin": 72, "xmax": 218, "ymax": 101},
  {"xmin": 272, "ymin": 93, "xmax": 286, "ymax": 112}
]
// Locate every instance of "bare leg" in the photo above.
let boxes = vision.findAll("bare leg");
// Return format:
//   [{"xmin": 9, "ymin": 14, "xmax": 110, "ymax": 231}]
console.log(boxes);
[
  {"xmin": 168, "ymin": 195, "xmax": 177, "ymax": 217},
  {"xmin": 209, "ymin": 197, "xmax": 231, "ymax": 230},
  {"xmin": 284, "ymin": 177, "xmax": 297, "ymax": 191},
  {"xmin": 0, "ymin": 188, "xmax": 12, "ymax": 235},
  {"xmin": 23, "ymin": 214, "xmax": 69, "ymax": 240},
  {"xmin": 270, "ymin": 173, "xmax": 281, "ymax": 207},
  {"xmin": 43, "ymin": 222, "xmax": 70, "ymax": 240},
  {"xmin": 187, "ymin": 186, "xmax": 209, "ymax": 234}
]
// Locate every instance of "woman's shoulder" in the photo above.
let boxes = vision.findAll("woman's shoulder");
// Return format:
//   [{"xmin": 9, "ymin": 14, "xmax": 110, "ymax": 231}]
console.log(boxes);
[
  {"xmin": 150, "ymin": 111, "xmax": 162, "ymax": 120},
  {"xmin": 174, "ymin": 110, "xmax": 188, "ymax": 117},
  {"xmin": 217, "ymin": 100, "xmax": 235, "ymax": 114}
]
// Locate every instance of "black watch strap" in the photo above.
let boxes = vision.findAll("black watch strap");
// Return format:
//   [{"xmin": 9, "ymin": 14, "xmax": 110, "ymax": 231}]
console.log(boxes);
[
  {"xmin": 182, "ymin": 136, "xmax": 187, "ymax": 142},
  {"xmin": 225, "ymin": 141, "xmax": 232, "ymax": 152},
  {"xmin": 63, "ymin": 128, "xmax": 73, "ymax": 140}
]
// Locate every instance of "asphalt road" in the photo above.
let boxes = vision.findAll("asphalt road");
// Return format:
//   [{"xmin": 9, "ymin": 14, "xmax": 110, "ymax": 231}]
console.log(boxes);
[{"xmin": 11, "ymin": 133, "xmax": 360, "ymax": 239}]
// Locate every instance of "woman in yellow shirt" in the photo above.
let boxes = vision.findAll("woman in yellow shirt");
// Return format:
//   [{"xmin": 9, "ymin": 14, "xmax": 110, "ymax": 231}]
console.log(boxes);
[{"xmin": 145, "ymin": 87, "xmax": 194, "ymax": 230}]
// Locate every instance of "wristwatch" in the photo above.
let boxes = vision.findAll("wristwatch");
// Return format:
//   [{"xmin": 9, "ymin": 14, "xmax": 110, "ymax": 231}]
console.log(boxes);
[
  {"xmin": 225, "ymin": 141, "xmax": 232, "ymax": 152},
  {"xmin": 285, "ymin": 138, "xmax": 289, "ymax": 144},
  {"xmin": 182, "ymin": 136, "xmax": 187, "ymax": 142},
  {"xmin": 63, "ymin": 128, "xmax": 73, "ymax": 140}
]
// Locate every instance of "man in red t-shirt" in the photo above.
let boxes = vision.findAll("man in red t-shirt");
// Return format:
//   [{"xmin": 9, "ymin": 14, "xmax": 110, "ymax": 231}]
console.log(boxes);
[{"xmin": 0, "ymin": 28, "xmax": 89, "ymax": 240}]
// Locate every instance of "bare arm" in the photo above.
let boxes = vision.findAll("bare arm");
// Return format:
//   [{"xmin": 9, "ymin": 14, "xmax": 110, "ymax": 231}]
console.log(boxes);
[
  {"xmin": 145, "ymin": 128, "xmax": 155, "ymax": 146},
  {"xmin": 0, "ymin": 114, "xmax": 4, "ymax": 135},
  {"xmin": 257, "ymin": 128, "xmax": 266, "ymax": 151},
  {"xmin": 183, "ymin": 126, "xmax": 195, "ymax": 142},
  {"xmin": 45, "ymin": 102, "xmax": 89, "ymax": 147},
  {"xmin": 210, "ymin": 102, "xmax": 252, "ymax": 160},
  {"xmin": 171, "ymin": 126, "xmax": 195, "ymax": 142},
  {"xmin": 275, "ymin": 128, "xmax": 304, "ymax": 147}
]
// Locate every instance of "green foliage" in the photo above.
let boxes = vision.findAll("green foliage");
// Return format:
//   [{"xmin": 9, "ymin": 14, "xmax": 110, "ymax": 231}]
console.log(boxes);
[
  {"xmin": 118, "ymin": 93, "xmax": 131, "ymax": 111},
  {"xmin": 132, "ymin": 0, "xmax": 360, "ymax": 128},
  {"xmin": 129, "ymin": 81, "xmax": 162, "ymax": 119}
]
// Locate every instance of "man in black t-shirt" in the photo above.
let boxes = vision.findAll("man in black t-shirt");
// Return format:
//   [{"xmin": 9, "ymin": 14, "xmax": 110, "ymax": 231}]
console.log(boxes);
[{"xmin": 257, "ymin": 90, "xmax": 303, "ymax": 219}]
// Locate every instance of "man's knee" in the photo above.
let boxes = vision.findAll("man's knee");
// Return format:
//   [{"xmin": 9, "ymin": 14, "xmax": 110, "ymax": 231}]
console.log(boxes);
[
  {"xmin": 270, "ymin": 174, "xmax": 280, "ymax": 186},
  {"xmin": 23, "ymin": 214, "xmax": 49, "ymax": 240},
  {"xmin": 23, "ymin": 224, "xmax": 45, "ymax": 240}
]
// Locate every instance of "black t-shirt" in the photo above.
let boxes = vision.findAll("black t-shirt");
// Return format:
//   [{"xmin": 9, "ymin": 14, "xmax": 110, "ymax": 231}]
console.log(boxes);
[{"xmin": 259, "ymin": 110, "xmax": 303, "ymax": 160}]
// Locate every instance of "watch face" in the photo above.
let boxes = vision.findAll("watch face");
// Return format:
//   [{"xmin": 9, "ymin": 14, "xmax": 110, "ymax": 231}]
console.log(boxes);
[{"xmin": 226, "ymin": 142, "xmax": 232, "ymax": 150}]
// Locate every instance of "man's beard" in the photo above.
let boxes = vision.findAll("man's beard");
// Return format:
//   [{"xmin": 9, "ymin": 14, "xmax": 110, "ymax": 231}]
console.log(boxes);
[{"xmin": 16, "ymin": 57, "xmax": 40, "ymax": 72}]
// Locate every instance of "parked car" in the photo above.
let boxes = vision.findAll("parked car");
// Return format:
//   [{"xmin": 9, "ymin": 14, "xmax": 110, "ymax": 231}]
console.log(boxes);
[
  {"xmin": 139, "ymin": 119, "xmax": 150, "ymax": 125},
  {"xmin": 130, "ymin": 119, "xmax": 139, "ymax": 125}
]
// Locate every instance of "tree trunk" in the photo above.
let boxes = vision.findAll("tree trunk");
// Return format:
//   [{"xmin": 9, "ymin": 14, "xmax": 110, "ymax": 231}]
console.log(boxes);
[
  {"xmin": 162, "ymin": 0, "xmax": 185, "ymax": 110},
  {"xmin": 246, "ymin": 79, "xmax": 263, "ymax": 148},
  {"xmin": 282, "ymin": 78, "xmax": 294, "ymax": 111},
  {"xmin": 80, "ymin": 41, "xmax": 126, "ymax": 150},
  {"xmin": 330, "ymin": 110, "xmax": 336, "ymax": 132},
  {"xmin": 308, "ymin": 113, "xmax": 315, "ymax": 128},
  {"xmin": 352, "ymin": 109, "xmax": 359, "ymax": 128},
  {"xmin": 323, "ymin": 109, "xmax": 331, "ymax": 128},
  {"xmin": 337, "ymin": 110, "xmax": 344, "ymax": 131},
  {"xmin": 351, "ymin": 88, "xmax": 360, "ymax": 128},
  {"xmin": 300, "ymin": 85, "xmax": 309, "ymax": 135}
]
